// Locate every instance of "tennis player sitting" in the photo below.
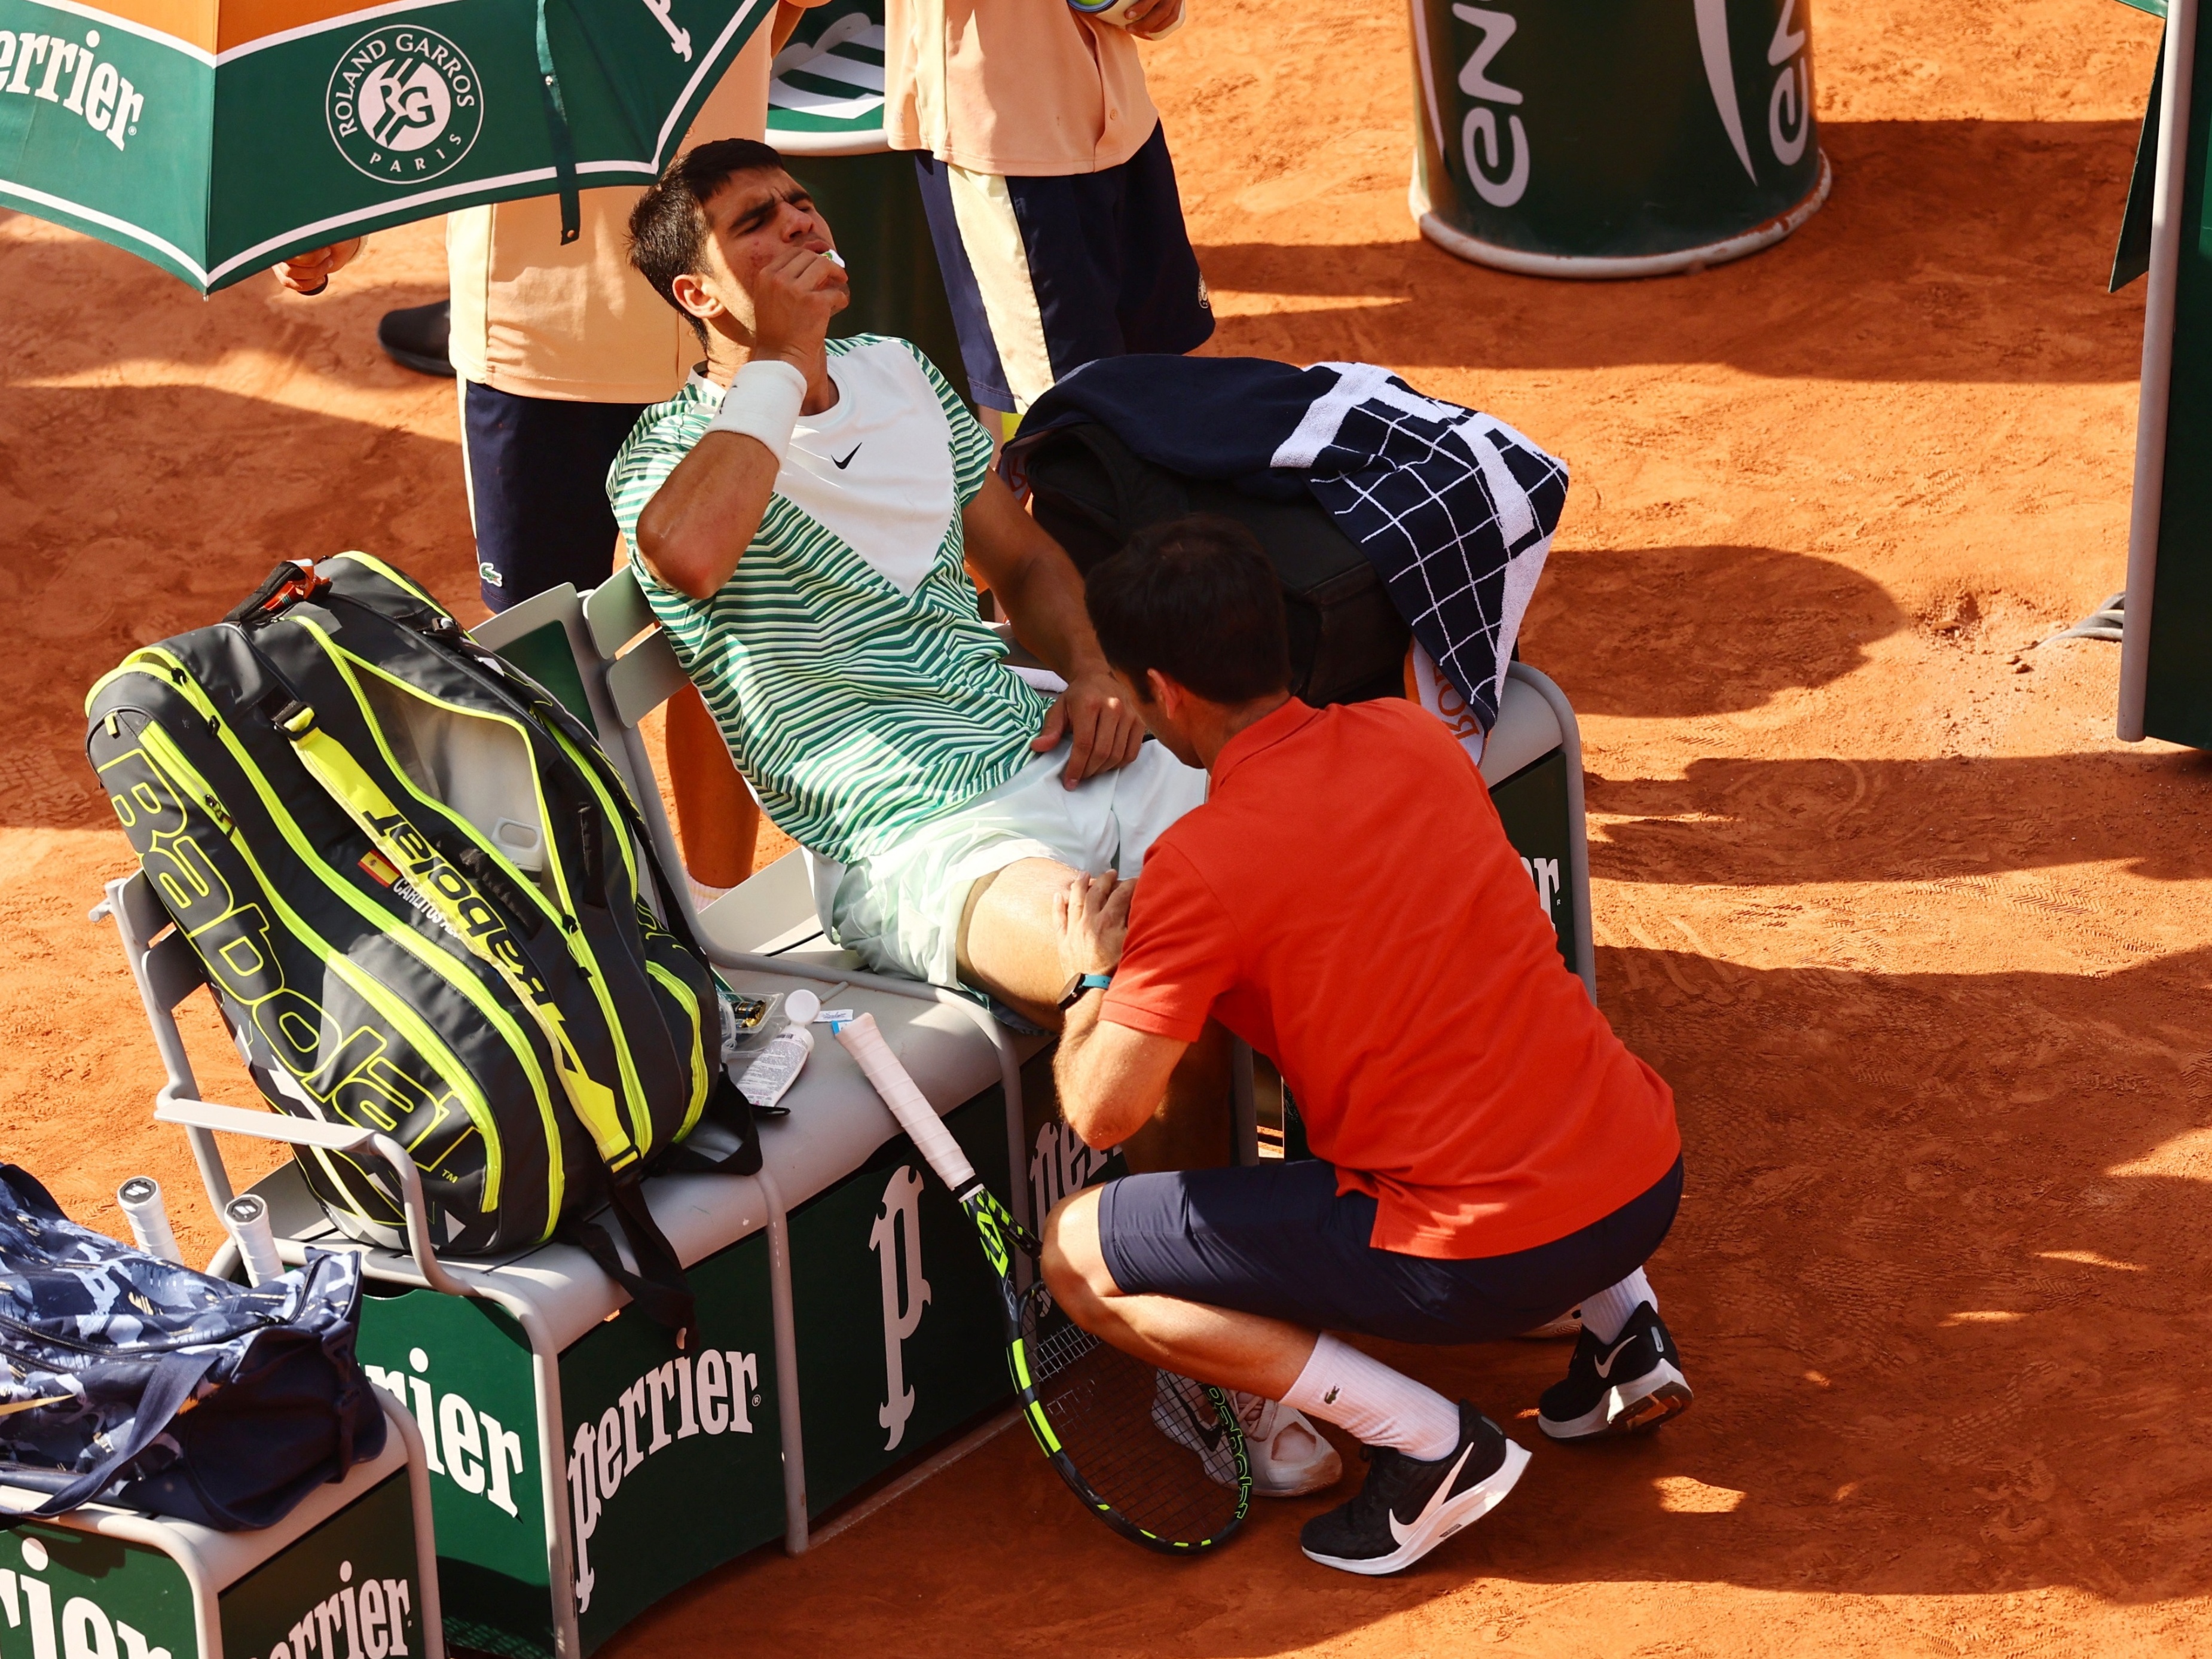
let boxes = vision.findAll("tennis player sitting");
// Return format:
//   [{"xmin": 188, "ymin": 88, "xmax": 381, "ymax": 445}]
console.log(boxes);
[
  {"xmin": 1041, "ymin": 517, "xmax": 1691, "ymax": 1576},
  {"xmin": 612, "ymin": 142, "xmax": 1337, "ymax": 1495}
]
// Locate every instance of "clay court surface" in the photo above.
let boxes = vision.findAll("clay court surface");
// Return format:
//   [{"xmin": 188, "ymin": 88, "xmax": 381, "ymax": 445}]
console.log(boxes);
[{"xmin": 4, "ymin": 0, "xmax": 2206, "ymax": 1649}]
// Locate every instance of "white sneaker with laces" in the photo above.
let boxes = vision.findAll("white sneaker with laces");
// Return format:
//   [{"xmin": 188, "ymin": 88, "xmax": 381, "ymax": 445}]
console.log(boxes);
[{"xmin": 1153, "ymin": 1374, "xmax": 1343, "ymax": 1496}]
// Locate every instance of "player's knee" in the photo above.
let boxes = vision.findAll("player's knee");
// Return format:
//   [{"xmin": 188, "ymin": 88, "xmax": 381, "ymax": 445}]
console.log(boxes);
[{"xmin": 1040, "ymin": 1187, "xmax": 1114, "ymax": 1309}]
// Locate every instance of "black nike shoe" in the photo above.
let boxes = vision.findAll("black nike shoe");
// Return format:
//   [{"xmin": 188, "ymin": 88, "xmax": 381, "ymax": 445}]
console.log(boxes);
[
  {"xmin": 1536, "ymin": 1301, "xmax": 1692, "ymax": 1441},
  {"xmin": 377, "ymin": 299, "xmax": 454, "ymax": 378},
  {"xmin": 1299, "ymin": 1404, "xmax": 1529, "ymax": 1576}
]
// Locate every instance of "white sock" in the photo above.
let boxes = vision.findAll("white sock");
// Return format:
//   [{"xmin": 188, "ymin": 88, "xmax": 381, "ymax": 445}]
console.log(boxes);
[
  {"xmin": 1579, "ymin": 1267, "xmax": 1656, "ymax": 1345},
  {"xmin": 687, "ymin": 875, "xmax": 732, "ymax": 913},
  {"xmin": 1281, "ymin": 1334, "xmax": 1462, "ymax": 1462}
]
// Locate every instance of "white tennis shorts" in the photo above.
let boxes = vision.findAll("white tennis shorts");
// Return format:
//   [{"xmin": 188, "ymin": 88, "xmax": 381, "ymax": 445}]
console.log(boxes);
[{"xmin": 820, "ymin": 738, "xmax": 1208, "ymax": 987}]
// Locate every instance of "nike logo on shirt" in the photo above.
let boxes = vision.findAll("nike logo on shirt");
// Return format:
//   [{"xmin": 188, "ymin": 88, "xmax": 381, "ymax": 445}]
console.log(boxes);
[{"xmin": 833, "ymin": 443, "xmax": 863, "ymax": 469}]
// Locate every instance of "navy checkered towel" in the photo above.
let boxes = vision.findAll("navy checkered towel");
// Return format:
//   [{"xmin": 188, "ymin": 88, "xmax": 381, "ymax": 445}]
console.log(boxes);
[{"xmin": 1019, "ymin": 356, "xmax": 1568, "ymax": 729}]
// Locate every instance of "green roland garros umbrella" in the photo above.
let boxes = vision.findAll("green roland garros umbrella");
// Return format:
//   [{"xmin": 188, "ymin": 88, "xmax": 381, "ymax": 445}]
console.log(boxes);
[{"xmin": 0, "ymin": 0, "xmax": 772, "ymax": 293}]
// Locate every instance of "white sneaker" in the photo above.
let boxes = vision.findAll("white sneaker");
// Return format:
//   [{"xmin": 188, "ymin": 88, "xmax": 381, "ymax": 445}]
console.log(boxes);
[{"xmin": 1153, "ymin": 1374, "xmax": 1343, "ymax": 1496}]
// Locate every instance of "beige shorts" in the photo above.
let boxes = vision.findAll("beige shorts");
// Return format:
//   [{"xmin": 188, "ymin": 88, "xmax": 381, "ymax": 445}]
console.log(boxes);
[{"xmin": 820, "ymin": 738, "xmax": 1208, "ymax": 987}]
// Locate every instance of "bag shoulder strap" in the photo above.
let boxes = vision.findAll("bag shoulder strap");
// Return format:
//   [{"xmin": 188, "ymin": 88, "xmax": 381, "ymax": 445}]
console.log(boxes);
[{"xmin": 0, "ymin": 1350, "xmax": 219, "ymax": 1525}]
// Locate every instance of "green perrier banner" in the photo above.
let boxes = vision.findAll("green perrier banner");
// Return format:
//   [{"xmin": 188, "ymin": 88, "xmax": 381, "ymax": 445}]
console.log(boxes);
[{"xmin": 0, "ymin": 0, "xmax": 772, "ymax": 293}]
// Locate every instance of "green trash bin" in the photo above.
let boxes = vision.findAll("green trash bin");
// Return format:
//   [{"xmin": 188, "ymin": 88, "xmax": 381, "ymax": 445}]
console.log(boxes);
[
  {"xmin": 766, "ymin": 0, "xmax": 973, "ymax": 403},
  {"xmin": 1409, "ymin": 0, "xmax": 1831, "ymax": 277}
]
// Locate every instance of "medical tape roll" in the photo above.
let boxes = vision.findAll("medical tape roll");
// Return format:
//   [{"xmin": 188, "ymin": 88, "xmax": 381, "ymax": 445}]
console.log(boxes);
[
  {"xmin": 116, "ymin": 1176, "xmax": 182, "ymax": 1264},
  {"xmin": 222, "ymin": 1193, "xmax": 286, "ymax": 1286},
  {"xmin": 835, "ymin": 1013, "xmax": 976, "ymax": 1192}
]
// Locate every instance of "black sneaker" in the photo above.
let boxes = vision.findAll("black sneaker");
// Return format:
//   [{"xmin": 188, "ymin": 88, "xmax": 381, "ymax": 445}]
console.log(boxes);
[
  {"xmin": 377, "ymin": 299, "xmax": 454, "ymax": 378},
  {"xmin": 1299, "ymin": 1404, "xmax": 1529, "ymax": 1576},
  {"xmin": 1536, "ymin": 1301, "xmax": 1692, "ymax": 1441}
]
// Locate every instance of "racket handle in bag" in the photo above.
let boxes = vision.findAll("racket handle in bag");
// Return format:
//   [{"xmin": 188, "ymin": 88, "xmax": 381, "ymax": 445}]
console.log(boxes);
[
  {"xmin": 116, "ymin": 1177, "xmax": 183, "ymax": 1264},
  {"xmin": 222, "ymin": 1193, "xmax": 286, "ymax": 1286},
  {"xmin": 835, "ymin": 1013, "xmax": 977, "ymax": 1193}
]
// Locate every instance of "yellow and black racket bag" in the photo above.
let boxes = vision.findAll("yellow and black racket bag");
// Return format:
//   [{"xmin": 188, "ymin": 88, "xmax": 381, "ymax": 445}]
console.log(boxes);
[{"xmin": 85, "ymin": 554, "xmax": 753, "ymax": 1335}]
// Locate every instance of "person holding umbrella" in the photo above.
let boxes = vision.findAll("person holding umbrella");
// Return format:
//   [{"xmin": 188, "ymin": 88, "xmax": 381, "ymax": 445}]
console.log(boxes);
[{"xmin": 272, "ymin": 21, "xmax": 789, "ymax": 900}]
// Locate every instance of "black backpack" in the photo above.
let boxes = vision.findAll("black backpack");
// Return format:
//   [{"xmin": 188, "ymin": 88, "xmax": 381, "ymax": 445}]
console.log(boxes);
[
  {"xmin": 1010, "ymin": 421, "xmax": 1410, "ymax": 705},
  {"xmin": 84, "ymin": 555, "xmax": 756, "ymax": 1339}
]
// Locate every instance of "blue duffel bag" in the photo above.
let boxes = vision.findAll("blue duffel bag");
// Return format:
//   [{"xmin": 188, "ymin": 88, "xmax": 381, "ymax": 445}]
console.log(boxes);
[{"xmin": 0, "ymin": 1163, "xmax": 385, "ymax": 1529}]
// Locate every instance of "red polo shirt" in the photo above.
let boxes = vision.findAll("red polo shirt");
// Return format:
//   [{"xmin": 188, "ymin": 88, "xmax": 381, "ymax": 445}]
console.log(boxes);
[{"xmin": 1101, "ymin": 698, "xmax": 1680, "ymax": 1260}]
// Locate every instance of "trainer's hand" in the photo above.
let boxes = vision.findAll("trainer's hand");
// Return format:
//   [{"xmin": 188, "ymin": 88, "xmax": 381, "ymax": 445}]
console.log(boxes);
[
  {"xmin": 273, "ymin": 238, "xmax": 363, "ymax": 295},
  {"xmin": 1056, "ymin": 870, "xmax": 1133, "ymax": 979},
  {"xmin": 1034, "ymin": 669, "xmax": 1145, "ymax": 787},
  {"xmin": 749, "ymin": 241, "xmax": 849, "ymax": 374},
  {"xmin": 1121, "ymin": 0, "xmax": 1183, "ymax": 37}
]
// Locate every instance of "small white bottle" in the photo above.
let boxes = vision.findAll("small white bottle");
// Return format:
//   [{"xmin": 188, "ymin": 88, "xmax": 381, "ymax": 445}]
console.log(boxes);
[{"xmin": 735, "ymin": 988, "xmax": 820, "ymax": 1111}]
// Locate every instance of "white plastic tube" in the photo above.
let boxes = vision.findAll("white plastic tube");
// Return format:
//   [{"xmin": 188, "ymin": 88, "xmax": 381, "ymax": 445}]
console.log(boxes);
[
  {"xmin": 222, "ymin": 1193, "xmax": 285, "ymax": 1286},
  {"xmin": 116, "ymin": 1177, "xmax": 182, "ymax": 1264},
  {"xmin": 835, "ymin": 1013, "xmax": 977, "ymax": 1192}
]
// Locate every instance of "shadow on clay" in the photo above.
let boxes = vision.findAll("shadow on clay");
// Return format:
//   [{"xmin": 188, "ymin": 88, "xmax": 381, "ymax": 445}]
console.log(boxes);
[
  {"xmin": 1196, "ymin": 119, "xmax": 2147, "ymax": 385},
  {"xmin": 1586, "ymin": 747, "xmax": 2212, "ymax": 887},
  {"xmin": 1519, "ymin": 543, "xmax": 1907, "ymax": 718},
  {"xmin": 652, "ymin": 946, "xmax": 2212, "ymax": 1633}
]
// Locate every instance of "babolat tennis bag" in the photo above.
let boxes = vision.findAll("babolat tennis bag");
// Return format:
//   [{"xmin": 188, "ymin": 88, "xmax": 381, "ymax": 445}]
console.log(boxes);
[
  {"xmin": 83, "ymin": 554, "xmax": 757, "ymax": 1336},
  {"xmin": 0, "ymin": 1162, "xmax": 384, "ymax": 1530},
  {"xmin": 1010, "ymin": 421, "xmax": 1411, "ymax": 705}
]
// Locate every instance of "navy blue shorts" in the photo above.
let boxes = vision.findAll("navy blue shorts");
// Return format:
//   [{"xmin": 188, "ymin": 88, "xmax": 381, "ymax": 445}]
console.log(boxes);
[
  {"xmin": 462, "ymin": 380, "xmax": 646, "ymax": 613},
  {"xmin": 913, "ymin": 121, "xmax": 1214, "ymax": 414},
  {"xmin": 1096, "ymin": 1157, "xmax": 1683, "ymax": 1346}
]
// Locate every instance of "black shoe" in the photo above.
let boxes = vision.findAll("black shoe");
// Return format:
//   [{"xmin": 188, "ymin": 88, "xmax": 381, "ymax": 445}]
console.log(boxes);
[
  {"xmin": 377, "ymin": 299, "xmax": 454, "ymax": 377},
  {"xmin": 1536, "ymin": 1301, "xmax": 1692, "ymax": 1441},
  {"xmin": 1298, "ymin": 1404, "xmax": 1529, "ymax": 1576}
]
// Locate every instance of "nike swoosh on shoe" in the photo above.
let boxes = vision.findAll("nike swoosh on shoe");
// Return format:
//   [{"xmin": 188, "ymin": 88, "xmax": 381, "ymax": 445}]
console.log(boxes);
[
  {"xmin": 1593, "ymin": 1334, "xmax": 1640, "ymax": 1379},
  {"xmin": 1387, "ymin": 1440, "xmax": 1479, "ymax": 1548}
]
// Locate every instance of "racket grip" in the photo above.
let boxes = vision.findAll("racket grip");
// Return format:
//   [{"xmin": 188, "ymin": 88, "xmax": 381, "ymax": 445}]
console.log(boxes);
[
  {"xmin": 223, "ymin": 1193, "xmax": 286, "ymax": 1285},
  {"xmin": 117, "ymin": 1177, "xmax": 182, "ymax": 1264},
  {"xmin": 836, "ymin": 1013, "xmax": 977, "ymax": 1191}
]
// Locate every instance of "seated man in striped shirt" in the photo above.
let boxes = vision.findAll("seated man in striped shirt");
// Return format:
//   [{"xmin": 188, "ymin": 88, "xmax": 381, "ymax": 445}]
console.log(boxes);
[{"xmin": 612, "ymin": 139, "xmax": 1264, "ymax": 1174}]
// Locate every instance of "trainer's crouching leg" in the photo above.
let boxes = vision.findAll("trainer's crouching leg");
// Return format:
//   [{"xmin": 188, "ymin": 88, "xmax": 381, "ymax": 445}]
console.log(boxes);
[{"xmin": 1040, "ymin": 1186, "xmax": 1120, "ymax": 1328}]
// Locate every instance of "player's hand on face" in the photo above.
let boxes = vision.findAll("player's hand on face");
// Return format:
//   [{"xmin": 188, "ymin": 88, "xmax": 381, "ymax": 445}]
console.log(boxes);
[
  {"xmin": 749, "ymin": 242, "xmax": 849, "ymax": 371},
  {"xmin": 1034, "ymin": 669, "xmax": 1145, "ymax": 787},
  {"xmin": 1055, "ymin": 870, "xmax": 1133, "ymax": 979},
  {"xmin": 271, "ymin": 237, "xmax": 363, "ymax": 294}
]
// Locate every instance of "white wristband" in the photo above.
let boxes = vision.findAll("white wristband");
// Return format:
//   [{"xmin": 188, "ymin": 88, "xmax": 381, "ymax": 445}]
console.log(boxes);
[{"xmin": 707, "ymin": 358, "xmax": 808, "ymax": 464}]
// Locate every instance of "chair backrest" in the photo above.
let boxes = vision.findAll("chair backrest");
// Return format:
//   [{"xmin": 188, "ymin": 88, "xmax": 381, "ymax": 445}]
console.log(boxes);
[{"xmin": 469, "ymin": 575, "xmax": 830, "ymax": 960}]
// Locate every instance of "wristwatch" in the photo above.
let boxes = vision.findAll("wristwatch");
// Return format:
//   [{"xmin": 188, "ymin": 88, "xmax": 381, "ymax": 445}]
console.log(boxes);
[{"xmin": 1057, "ymin": 970, "xmax": 1114, "ymax": 1012}]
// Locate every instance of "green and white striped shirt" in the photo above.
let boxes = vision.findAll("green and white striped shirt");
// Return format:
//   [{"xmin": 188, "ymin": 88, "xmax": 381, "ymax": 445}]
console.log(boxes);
[{"xmin": 608, "ymin": 335, "xmax": 1050, "ymax": 866}]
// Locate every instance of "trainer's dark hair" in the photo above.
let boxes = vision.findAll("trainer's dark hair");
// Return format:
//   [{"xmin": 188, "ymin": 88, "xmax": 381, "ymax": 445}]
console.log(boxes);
[
  {"xmin": 1084, "ymin": 516, "xmax": 1291, "ymax": 704},
  {"xmin": 628, "ymin": 138, "xmax": 789, "ymax": 349}
]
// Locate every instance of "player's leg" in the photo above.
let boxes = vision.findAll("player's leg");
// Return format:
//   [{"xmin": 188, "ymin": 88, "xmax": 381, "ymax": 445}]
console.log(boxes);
[
  {"xmin": 958, "ymin": 856, "xmax": 1232, "ymax": 1172},
  {"xmin": 664, "ymin": 683, "xmax": 759, "ymax": 897}
]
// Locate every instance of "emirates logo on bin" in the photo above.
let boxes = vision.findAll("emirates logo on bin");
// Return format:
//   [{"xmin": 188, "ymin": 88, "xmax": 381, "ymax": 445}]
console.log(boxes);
[{"xmin": 327, "ymin": 25, "xmax": 482, "ymax": 183}]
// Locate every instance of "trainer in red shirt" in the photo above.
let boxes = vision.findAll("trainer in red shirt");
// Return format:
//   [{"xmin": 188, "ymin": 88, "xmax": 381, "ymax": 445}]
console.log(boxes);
[{"xmin": 1038, "ymin": 516, "xmax": 1691, "ymax": 1579}]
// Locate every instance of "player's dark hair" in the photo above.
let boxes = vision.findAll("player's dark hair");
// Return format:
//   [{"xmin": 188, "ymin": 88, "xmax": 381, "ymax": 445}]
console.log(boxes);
[
  {"xmin": 628, "ymin": 138, "xmax": 789, "ymax": 349},
  {"xmin": 1084, "ymin": 515, "xmax": 1291, "ymax": 704}
]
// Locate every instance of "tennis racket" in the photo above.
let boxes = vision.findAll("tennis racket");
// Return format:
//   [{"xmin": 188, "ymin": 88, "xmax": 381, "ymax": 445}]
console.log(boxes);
[{"xmin": 836, "ymin": 1013, "xmax": 1250, "ymax": 1553}]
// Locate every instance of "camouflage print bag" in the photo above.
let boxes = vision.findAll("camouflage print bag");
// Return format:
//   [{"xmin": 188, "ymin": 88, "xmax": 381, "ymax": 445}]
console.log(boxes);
[{"xmin": 0, "ymin": 1164, "xmax": 384, "ymax": 1530}]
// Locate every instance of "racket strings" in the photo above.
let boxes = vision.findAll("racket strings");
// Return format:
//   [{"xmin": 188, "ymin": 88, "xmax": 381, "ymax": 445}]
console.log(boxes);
[{"xmin": 1023, "ymin": 1299, "xmax": 1244, "ymax": 1545}]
